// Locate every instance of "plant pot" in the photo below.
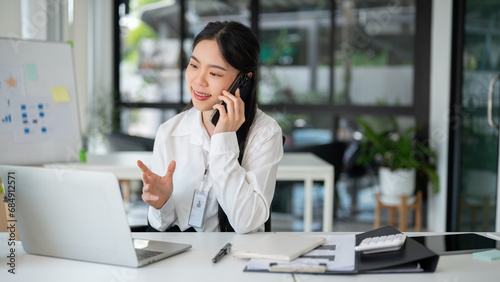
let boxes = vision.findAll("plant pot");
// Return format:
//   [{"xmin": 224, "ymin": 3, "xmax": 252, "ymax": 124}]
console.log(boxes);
[{"xmin": 378, "ymin": 167, "xmax": 416, "ymax": 196}]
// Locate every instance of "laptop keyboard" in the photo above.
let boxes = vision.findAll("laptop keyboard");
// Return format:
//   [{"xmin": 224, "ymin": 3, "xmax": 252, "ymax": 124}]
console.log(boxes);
[{"xmin": 135, "ymin": 249, "xmax": 163, "ymax": 261}]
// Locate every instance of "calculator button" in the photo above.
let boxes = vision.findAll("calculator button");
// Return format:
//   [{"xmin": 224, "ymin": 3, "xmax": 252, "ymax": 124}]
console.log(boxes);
[{"xmin": 354, "ymin": 234, "xmax": 407, "ymax": 254}]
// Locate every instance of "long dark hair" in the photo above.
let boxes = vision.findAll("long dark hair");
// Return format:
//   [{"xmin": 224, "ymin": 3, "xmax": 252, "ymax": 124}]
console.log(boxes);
[{"xmin": 185, "ymin": 21, "xmax": 260, "ymax": 232}]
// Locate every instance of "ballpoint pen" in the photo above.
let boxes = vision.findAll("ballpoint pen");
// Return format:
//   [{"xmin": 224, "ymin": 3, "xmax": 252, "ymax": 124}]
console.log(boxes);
[{"xmin": 212, "ymin": 243, "xmax": 232, "ymax": 263}]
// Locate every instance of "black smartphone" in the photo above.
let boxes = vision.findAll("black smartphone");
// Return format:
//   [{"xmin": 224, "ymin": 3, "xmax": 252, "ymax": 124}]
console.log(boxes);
[{"xmin": 210, "ymin": 73, "xmax": 253, "ymax": 126}]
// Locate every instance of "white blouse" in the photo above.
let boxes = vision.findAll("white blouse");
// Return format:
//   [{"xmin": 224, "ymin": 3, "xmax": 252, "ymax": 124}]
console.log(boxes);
[{"xmin": 147, "ymin": 107, "xmax": 283, "ymax": 234}]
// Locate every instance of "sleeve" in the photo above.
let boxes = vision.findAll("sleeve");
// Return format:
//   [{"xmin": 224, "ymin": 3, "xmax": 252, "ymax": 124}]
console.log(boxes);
[
  {"xmin": 208, "ymin": 122, "xmax": 283, "ymax": 234},
  {"xmin": 147, "ymin": 127, "xmax": 177, "ymax": 231}
]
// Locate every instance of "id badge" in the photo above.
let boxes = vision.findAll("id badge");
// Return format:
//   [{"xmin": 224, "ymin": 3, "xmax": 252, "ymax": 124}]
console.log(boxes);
[{"xmin": 188, "ymin": 189, "xmax": 208, "ymax": 228}]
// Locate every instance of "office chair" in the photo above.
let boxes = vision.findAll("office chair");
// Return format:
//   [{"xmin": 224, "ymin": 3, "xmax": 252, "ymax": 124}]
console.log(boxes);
[
  {"xmin": 264, "ymin": 136, "xmax": 287, "ymax": 232},
  {"xmin": 138, "ymin": 216, "xmax": 271, "ymax": 232}
]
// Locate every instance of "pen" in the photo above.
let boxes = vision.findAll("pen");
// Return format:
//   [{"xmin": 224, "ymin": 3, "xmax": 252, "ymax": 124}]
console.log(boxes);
[{"xmin": 212, "ymin": 243, "xmax": 232, "ymax": 263}]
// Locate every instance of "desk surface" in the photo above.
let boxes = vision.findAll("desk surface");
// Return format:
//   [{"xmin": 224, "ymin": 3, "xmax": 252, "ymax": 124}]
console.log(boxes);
[{"xmin": 1, "ymin": 232, "xmax": 499, "ymax": 281}]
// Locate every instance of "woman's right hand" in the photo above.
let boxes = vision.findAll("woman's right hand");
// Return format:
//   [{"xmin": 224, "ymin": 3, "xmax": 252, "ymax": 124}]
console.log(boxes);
[{"xmin": 137, "ymin": 160, "xmax": 176, "ymax": 210}]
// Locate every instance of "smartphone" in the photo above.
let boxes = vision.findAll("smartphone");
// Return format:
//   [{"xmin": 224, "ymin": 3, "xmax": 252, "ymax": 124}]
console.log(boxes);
[{"xmin": 210, "ymin": 73, "xmax": 253, "ymax": 126}]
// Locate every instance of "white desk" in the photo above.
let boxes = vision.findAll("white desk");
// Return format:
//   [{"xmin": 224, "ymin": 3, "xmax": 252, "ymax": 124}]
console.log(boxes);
[
  {"xmin": 1, "ymin": 232, "xmax": 499, "ymax": 281},
  {"xmin": 44, "ymin": 152, "xmax": 152, "ymax": 204},
  {"xmin": 45, "ymin": 151, "xmax": 335, "ymax": 232},
  {"xmin": 277, "ymin": 153, "xmax": 334, "ymax": 232}
]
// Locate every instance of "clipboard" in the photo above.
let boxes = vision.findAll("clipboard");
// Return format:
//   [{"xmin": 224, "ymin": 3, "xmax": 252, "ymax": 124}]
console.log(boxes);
[{"xmin": 244, "ymin": 225, "xmax": 439, "ymax": 275}]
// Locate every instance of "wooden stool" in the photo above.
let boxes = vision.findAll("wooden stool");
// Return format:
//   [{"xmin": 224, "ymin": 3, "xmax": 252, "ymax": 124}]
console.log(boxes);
[
  {"xmin": 374, "ymin": 190, "xmax": 422, "ymax": 232},
  {"xmin": 119, "ymin": 180, "xmax": 131, "ymax": 205},
  {"xmin": 460, "ymin": 195, "xmax": 495, "ymax": 231}
]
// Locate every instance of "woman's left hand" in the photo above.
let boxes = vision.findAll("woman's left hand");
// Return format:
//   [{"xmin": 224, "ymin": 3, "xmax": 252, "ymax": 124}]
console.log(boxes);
[{"xmin": 212, "ymin": 88, "xmax": 245, "ymax": 135}]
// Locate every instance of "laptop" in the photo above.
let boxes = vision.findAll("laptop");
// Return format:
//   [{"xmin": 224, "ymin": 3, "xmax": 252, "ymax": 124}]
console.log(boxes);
[{"xmin": 0, "ymin": 165, "xmax": 191, "ymax": 267}]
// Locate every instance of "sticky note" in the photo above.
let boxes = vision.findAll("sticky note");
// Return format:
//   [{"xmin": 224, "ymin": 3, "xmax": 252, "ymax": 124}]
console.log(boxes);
[
  {"xmin": 52, "ymin": 87, "xmax": 70, "ymax": 103},
  {"xmin": 472, "ymin": 249, "xmax": 500, "ymax": 261},
  {"xmin": 26, "ymin": 64, "xmax": 39, "ymax": 81}
]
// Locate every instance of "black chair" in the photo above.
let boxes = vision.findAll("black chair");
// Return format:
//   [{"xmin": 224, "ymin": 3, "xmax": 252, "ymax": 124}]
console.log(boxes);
[
  {"xmin": 341, "ymin": 141, "xmax": 369, "ymax": 216},
  {"xmin": 265, "ymin": 211, "xmax": 271, "ymax": 232},
  {"xmin": 137, "ymin": 215, "xmax": 271, "ymax": 232},
  {"xmin": 105, "ymin": 132, "xmax": 154, "ymax": 152}
]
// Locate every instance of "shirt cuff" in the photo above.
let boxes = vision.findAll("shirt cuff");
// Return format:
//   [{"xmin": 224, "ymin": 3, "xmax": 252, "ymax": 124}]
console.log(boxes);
[
  {"xmin": 147, "ymin": 197, "xmax": 176, "ymax": 231},
  {"xmin": 210, "ymin": 132, "xmax": 239, "ymax": 156}
]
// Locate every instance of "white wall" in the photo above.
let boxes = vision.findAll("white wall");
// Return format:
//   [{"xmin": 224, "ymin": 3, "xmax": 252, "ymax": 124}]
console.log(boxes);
[
  {"xmin": 0, "ymin": 0, "xmax": 21, "ymax": 38},
  {"xmin": 428, "ymin": 0, "xmax": 453, "ymax": 232},
  {"xmin": 72, "ymin": 0, "xmax": 90, "ymax": 135}
]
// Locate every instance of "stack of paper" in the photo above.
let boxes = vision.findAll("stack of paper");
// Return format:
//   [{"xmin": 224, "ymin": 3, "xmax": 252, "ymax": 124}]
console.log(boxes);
[{"xmin": 241, "ymin": 235, "xmax": 356, "ymax": 273}]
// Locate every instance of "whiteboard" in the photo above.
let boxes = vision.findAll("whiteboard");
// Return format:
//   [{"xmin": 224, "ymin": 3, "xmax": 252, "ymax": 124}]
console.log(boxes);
[{"xmin": 0, "ymin": 38, "xmax": 82, "ymax": 165}]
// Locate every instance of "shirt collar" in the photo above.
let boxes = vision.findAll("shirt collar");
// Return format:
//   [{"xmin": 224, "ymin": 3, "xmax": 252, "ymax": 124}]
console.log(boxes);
[{"xmin": 172, "ymin": 107, "xmax": 210, "ymax": 148}]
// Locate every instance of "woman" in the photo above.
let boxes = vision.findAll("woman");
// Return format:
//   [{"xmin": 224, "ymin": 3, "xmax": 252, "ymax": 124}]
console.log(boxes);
[{"xmin": 137, "ymin": 21, "xmax": 283, "ymax": 233}]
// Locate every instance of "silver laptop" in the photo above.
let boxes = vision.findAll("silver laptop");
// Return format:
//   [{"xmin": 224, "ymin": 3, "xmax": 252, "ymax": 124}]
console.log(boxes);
[{"xmin": 0, "ymin": 165, "xmax": 191, "ymax": 267}]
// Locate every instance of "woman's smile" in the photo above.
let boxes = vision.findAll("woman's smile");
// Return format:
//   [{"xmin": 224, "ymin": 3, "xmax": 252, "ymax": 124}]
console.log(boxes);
[{"xmin": 192, "ymin": 89, "xmax": 212, "ymax": 101}]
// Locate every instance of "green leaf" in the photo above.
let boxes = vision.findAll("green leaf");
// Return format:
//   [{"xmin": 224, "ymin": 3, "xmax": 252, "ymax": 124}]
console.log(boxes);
[{"xmin": 356, "ymin": 118, "xmax": 440, "ymax": 193}]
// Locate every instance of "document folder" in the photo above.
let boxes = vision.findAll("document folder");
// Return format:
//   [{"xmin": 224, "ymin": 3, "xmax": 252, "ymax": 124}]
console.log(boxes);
[
  {"xmin": 244, "ymin": 225, "xmax": 439, "ymax": 275},
  {"xmin": 355, "ymin": 225, "xmax": 439, "ymax": 274}
]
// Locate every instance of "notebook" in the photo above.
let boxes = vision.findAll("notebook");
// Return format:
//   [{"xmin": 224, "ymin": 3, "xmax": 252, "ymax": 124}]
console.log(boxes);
[
  {"xmin": 231, "ymin": 233, "xmax": 326, "ymax": 261},
  {"xmin": 0, "ymin": 165, "xmax": 191, "ymax": 268}
]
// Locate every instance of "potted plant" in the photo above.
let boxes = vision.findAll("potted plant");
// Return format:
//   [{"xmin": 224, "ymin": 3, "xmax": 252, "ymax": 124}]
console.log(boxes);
[{"xmin": 356, "ymin": 119, "xmax": 439, "ymax": 196}]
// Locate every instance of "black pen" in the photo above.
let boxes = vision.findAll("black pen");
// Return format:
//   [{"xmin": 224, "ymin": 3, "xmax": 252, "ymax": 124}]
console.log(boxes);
[{"xmin": 212, "ymin": 243, "xmax": 232, "ymax": 263}]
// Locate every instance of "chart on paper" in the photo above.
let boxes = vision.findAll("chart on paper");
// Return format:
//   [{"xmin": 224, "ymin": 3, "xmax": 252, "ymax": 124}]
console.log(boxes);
[
  {"xmin": 0, "ymin": 66, "xmax": 26, "ymax": 132},
  {"xmin": 10, "ymin": 97, "xmax": 72, "ymax": 143},
  {"xmin": 0, "ymin": 96, "xmax": 13, "ymax": 132}
]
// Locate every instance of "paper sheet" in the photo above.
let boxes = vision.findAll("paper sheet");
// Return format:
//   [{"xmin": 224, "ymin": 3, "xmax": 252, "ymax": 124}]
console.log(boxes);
[
  {"xmin": 0, "ymin": 66, "xmax": 26, "ymax": 132},
  {"xmin": 10, "ymin": 96, "xmax": 72, "ymax": 143},
  {"xmin": 0, "ymin": 66, "xmax": 26, "ymax": 96},
  {"xmin": 0, "ymin": 95, "xmax": 13, "ymax": 132},
  {"xmin": 245, "ymin": 235, "xmax": 356, "ymax": 272}
]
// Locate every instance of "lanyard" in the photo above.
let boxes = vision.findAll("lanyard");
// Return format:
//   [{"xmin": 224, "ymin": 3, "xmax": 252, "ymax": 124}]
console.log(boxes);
[
  {"xmin": 188, "ymin": 164, "xmax": 210, "ymax": 229},
  {"xmin": 199, "ymin": 165, "xmax": 211, "ymax": 192}
]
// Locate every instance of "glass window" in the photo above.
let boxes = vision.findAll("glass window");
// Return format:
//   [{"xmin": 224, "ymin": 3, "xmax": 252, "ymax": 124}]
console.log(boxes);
[
  {"xmin": 457, "ymin": 0, "xmax": 500, "ymax": 232},
  {"xmin": 259, "ymin": 1, "xmax": 332, "ymax": 105},
  {"xmin": 119, "ymin": 0, "xmax": 251, "ymax": 137},
  {"xmin": 119, "ymin": 0, "xmax": 182, "ymax": 104},
  {"xmin": 182, "ymin": 0, "xmax": 251, "ymax": 103},
  {"xmin": 334, "ymin": 1, "xmax": 415, "ymax": 106},
  {"xmin": 120, "ymin": 108, "xmax": 176, "ymax": 138},
  {"xmin": 267, "ymin": 111, "xmax": 335, "ymax": 148},
  {"xmin": 114, "ymin": 0, "xmax": 430, "ymax": 230}
]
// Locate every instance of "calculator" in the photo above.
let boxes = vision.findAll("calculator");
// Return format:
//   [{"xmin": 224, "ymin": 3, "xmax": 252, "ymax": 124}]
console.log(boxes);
[{"xmin": 354, "ymin": 234, "xmax": 407, "ymax": 254}]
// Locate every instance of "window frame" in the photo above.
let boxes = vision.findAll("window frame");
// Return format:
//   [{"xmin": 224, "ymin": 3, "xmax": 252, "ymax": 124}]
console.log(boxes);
[{"xmin": 112, "ymin": 0, "xmax": 431, "ymax": 143}]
